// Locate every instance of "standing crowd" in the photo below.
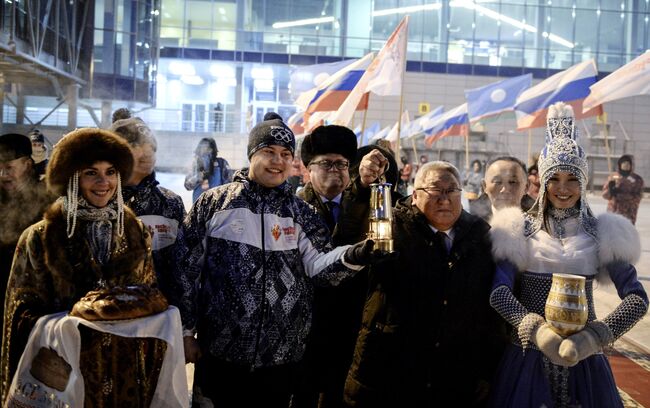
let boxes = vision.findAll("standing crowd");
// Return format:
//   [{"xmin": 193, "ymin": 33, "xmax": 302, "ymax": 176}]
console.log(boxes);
[{"xmin": 0, "ymin": 103, "xmax": 647, "ymax": 408}]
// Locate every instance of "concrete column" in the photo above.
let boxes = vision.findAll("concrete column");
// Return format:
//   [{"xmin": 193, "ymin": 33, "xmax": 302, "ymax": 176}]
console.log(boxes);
[
  {"xmin": 14, "ymin": 83, "xmax": 25, "ymax": 125},
  {"xmin": 101, "ymin": 100, "xmax": 113, "ymax": 128},
  {"xmin": 0, "ymin": 75, "xmax": 5, "ymax": 127},
  {"xmin": 67, "ymin": 83, "xmax": 80, "ymax": 129}
]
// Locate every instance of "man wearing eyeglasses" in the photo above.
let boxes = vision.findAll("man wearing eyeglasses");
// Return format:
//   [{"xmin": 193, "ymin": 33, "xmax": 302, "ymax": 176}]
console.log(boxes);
[
  {"xmin": 344, "ymin": 161, "xmax": 507, "ymax": 408},
  {"xmin": 294, "ymin": 124, "xmax": 371, "ymax": 408}
]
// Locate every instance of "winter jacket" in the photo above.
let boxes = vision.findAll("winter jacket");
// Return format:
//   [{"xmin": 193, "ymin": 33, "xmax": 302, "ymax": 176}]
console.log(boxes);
[
  {"xmin": 344, "ymin": 196, "xmax": 507, "ymax": 407},
  {"xmin": 175, "ymin": 170, "xmax": 362, "ymax": 369},
  {"xmin": 123, "ymin": 171, "xmax": 186, "ymax": 306}
]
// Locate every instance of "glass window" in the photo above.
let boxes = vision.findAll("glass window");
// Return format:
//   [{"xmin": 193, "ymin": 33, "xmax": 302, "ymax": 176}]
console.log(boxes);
[
  {"xmin": 599, "ymin": 10, "xmax": 625, "ymax": 52},
  {"xmin": 345, "ymin": 0, "xmax": 372, "ymax": 57},
  {"xmin": 574, "ymin": 8, "xmax": 598, "ymax": 61},
  {"xmin": 187, "ymin": 1, "xmax": 213, "ymax": 29},
  {"xmin": 497, "ymin": 4, "xmax": 527, "ymax": 68},
  {"xmin": 420, "ymin": 8, "xmax": 442, "ymax": 62},
  {"xmin": 182, "ymin": 104, "xmax": 192, "ymax": 131},
  {"xmin": 473, "ymin": 2, "xmax": 501, "ymax": 66},
  {"xmin": 546, "ymin": 5, "xmax": 575, "ymax": 69},
  {"xmin": 161, "ymin": 0, "xmax": 185, "ymax": 47},
  {"xmin": 448, "ymin": 5, "xmax": 475, "ymax": 64}
]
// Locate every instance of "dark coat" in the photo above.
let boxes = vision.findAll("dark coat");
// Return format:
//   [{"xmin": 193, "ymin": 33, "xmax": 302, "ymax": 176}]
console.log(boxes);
[
  {"xmin": 344, "ymin": 197, "xmax": 507, "ymax": 407},
  {"xmin": 123, "ymin": 171, "xmax": 186, "ymax": 306},
  {"xmin": 296, "ymin": 181, "xmax": 369, "ymax": 400}
]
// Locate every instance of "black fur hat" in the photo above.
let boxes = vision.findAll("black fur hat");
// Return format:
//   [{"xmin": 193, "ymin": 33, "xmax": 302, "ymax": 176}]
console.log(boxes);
[
  {"xmin": 47, "ymin": 128, "xmax": 134, "ymax": 195},
  {"xmin": 247, "ymin": 112, "xmax": 295, "ymax": 159},
  {"xmin": 300, "ymin": 125, "xmax": 358, "ymax": 167},
  {"xmin": 0, "ymin": 133, "xmax": 31, "ymax": 162}
]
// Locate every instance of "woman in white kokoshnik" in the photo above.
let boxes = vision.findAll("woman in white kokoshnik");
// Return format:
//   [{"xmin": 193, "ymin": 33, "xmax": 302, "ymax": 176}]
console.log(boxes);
[{"xmin": 487, "ymin": 102, "xmax": 648, "ymax": 408}]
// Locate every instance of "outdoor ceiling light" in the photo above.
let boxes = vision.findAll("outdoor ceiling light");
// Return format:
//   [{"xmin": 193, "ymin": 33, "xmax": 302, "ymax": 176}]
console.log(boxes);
[
  {"xmin": 372, "ymin": 3, "xmax": 442, "ymax": 17},
  {"xmin": 272, "ymin": 16, "xmax": 335, "ymax": 29},
  {"xmin": 450, "ymin": 0, "xmax": 574, "ymax": 48}
]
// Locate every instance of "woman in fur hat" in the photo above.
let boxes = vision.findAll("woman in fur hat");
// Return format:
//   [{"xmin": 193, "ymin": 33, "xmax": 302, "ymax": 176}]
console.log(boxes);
[
  {"xmin": 1, "ymin": 128, "xmax": 166, "ymax": 406},
  {"xmin": 488, "ymin": 103, "xmax": 648, "ymax": 407}
]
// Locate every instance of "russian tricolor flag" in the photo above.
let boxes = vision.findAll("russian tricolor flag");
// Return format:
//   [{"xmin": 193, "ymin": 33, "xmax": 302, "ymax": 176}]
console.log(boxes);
[
  {"xmin": 424, "ymin": 104, "xmax": 469, "ymax": 147},
  {"xmin": 304, "ymin": 53, "xmax": 373, "ymax": 122},
  {"xmin": 515, "ymin": 59, "xmax": 602, "ymax": 130}
]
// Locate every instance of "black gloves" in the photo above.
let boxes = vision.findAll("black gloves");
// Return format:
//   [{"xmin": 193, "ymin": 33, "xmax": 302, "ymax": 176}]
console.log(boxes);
[
  {"xmin": 344, "ymin": 239, "xmax": 398, "ymax": 265},
  {"xmin": 608, "ymin": 180, "xmax": 617, "ymax": 195}
]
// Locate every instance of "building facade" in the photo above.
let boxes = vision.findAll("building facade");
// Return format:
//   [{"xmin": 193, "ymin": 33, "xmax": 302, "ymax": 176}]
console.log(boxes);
[{"xmin": 1, "ymin": 0, "xmax": 649, "ymax": 183}]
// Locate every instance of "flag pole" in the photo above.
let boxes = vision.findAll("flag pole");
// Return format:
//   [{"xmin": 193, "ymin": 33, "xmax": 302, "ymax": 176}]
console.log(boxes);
[
  {"xmin": 464, "ymin": 125, "xmax": 470, "ymax": 171},
  {"xmin": 361, "ymin": 94, "xmax": 370, "ymax": 135},
  {"xmin": 410, "ymin": 135, "xmax": 419, "ymax": 163},
  {"xmin": 395, "ymin": 85, "xmax": 406, "ymax": 158},
  {"xmin": 602, "ymin": 113, "xmax": 612, "ymax": 173},
  {"xmin": 526, "ymin": 129, "xmax": 533, "ymax": 166},
  {"xmin": 395, "ymin": 18, "xmax": 408, "ymax": 160}
]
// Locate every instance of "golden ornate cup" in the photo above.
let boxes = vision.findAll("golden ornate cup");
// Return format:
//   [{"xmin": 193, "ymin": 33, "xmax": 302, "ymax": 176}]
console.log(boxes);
[{"xmin": 545, "ymin": 273, "xmax": 588, "ymax": 336}]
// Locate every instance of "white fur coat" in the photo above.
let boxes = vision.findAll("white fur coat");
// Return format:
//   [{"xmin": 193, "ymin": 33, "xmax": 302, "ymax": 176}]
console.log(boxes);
[{"xmin": 489, "ymin": 207, "xmax": 640, "ymax": 274}]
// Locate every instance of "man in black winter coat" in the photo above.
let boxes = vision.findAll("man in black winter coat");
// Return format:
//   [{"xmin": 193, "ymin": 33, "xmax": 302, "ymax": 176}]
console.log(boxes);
[
  {"xmin": 294, "ymin": 126, "xmax": 397, "ymax": 408},
  {"xmin": 344, "ymin": 161, "xmax": 507, "ymax": 408}
]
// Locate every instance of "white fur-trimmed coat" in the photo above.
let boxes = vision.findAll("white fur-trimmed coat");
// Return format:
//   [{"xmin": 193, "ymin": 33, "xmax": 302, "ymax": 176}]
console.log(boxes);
[{"xmin": 490, "ymin": 207, "xmax": 641, "ymax": 277}]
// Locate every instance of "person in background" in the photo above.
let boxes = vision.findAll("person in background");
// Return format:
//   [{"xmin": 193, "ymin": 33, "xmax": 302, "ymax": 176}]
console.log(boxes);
[
  {"xmin": 416, "ymin": 154, "xmax": 428, "ymax": 173},
  {"xmin": 397, "ymin": 155, "xmax": 413, "ymax": 196},
  {"xmin": 28, "ymin": 129, "xmax": 49, "ymax": 180},
  {"xmin": 288, "ymin": 153, "xmax": 308, "ymax": 195},
  {"xmin": 602, "ymin": 154, "xmax": 644, "ymax": 224},
  {"xmin": 470, "ymin": 156, "xmax": 530, "ymax": 221},
  {"xmin": 464, "ymin": 159, "xmax": 483, "ymax": 214},
  {"xmin": 0, "ymin": 133, "xmax": 55, "ymax": 320},
  {"xmin": 1, "ymin": 128, "xmax": 166, "ymax": 406},
  {"xmin": 110, "ymin": 107, "xmax": 187, "ymax": 306},
  {"xmin": 343, "ymin": 161, "xmax": 507, "ymax": 407},
  {"xmin": 176, "ymin": 112, "xmax": 386, "ymax": 408},
  {"xmin": 522, "ymin": 161, "xmax": 540, "ymax": 207},
  {"xmin": 184, "ymin": 137, "xmax": 231, "ymax": 202},
  {"xmin": 213, "ymin": 103, "xmax": 224, "ymax": 132},
  {"xmin": 488, "ymin": 103, "xmax": 648, "ymax": 407}
]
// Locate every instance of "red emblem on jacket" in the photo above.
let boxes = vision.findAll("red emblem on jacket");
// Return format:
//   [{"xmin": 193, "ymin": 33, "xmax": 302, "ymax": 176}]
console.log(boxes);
[{"xmin": 271, "ymin": 224, "xmax": 282, "ymax": 241}]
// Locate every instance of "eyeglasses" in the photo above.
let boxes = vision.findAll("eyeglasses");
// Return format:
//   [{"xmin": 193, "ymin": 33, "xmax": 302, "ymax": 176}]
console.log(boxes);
[
  {"xmin": 415, "ymin": 187, "xmax": 462, "ymax": 199},
  {"xmin": 310, "ymin": 160, "xmax": 350, "ymax": 171}
]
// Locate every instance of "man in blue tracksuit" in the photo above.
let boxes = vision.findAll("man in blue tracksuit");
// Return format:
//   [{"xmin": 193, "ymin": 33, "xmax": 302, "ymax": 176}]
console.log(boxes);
[{"xmin": 176, "ymin": 112, "xmax": 378, "ymax": 408}]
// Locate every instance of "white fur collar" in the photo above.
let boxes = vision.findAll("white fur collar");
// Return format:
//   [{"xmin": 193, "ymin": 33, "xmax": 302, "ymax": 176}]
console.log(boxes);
[
  {"xmin": 489, "ymin": 207, "xmax": 529, "ymax": 271},
  {"xmin": 597, "ymin": 212, "xmax": 640, "ymax": 265}
]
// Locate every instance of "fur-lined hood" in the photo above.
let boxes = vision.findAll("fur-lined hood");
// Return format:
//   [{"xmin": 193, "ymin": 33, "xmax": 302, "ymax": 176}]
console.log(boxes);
[{"xmin": 489, "ymin": 207, "xmax": 640, "ymax": 271}]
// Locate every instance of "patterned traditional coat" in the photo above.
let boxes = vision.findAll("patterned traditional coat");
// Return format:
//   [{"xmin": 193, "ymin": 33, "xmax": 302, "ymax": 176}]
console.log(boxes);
[
  {"xmin": 602, "ymin": 171, "xmax": 644, "ymax": 224},
  {"xmin": 0, "ymin": 200, "xmax": 158, "ymax": 405}
]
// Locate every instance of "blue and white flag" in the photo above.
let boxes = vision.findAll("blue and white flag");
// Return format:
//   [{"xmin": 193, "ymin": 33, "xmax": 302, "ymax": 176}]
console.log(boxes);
[{"xmin": 465, "ymin": 74, "xmax": 532, "ymax": 122}]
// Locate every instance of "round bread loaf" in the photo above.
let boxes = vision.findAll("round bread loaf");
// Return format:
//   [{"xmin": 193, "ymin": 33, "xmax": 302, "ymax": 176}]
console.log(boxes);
[{"xmin": 70, "ymin": 285, "xmax": 168, "ymax": 321}]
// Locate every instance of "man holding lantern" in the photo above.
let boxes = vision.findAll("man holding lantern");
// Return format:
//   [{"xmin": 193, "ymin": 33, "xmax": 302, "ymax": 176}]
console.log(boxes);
[{"xmin": 343, "ymin": 160, "xmax": 507, "ymax": 407}]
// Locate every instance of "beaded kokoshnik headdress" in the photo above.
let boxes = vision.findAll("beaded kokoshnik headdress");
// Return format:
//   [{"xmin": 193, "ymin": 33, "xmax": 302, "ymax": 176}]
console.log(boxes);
[{"xmin": 524, "ymin": 102, "xmax": 597, "ymax": 239}]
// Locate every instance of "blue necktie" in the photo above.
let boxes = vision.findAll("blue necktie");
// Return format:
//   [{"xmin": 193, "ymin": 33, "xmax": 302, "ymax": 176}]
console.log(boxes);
[{"xmin": 324, "ymin": 201, "xmax": 338, "ymax": 232}]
